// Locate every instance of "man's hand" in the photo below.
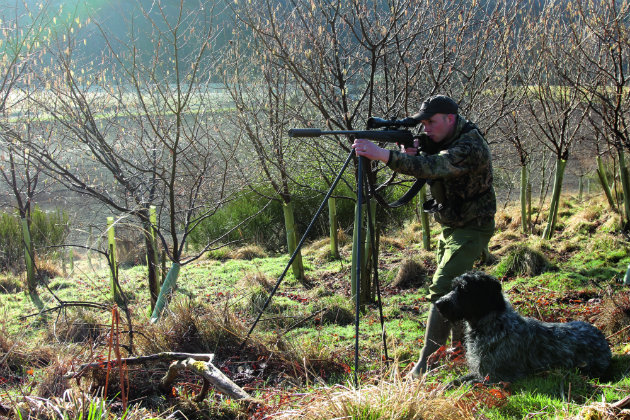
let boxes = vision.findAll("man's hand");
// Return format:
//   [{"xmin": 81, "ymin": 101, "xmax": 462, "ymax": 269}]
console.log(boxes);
[
  {"xmin": 402, "ymin": 138, "xmax": 420, "ymax": 156},
  {"xmin": 352, "ymin": 138, "xmax": 390, "ymax": 163}
]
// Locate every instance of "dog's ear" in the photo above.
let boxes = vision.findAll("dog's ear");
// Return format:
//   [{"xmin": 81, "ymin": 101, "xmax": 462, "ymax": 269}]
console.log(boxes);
[
  {"xmin": 458, "ymin": 273, "xmax": 506, "ymax": 323},
  {"xmin": 486, "ymin": 278, "xmax": 506, "ymax": 312},
  {"xmin": 489, "ymin": 278, "xmax": 502, "ymax": 294}
]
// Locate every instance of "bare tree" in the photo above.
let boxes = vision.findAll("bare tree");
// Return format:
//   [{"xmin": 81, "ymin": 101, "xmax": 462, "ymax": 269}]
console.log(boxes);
[
  {"xmin": 24, "ymin": 0, "xmax": 245, "ymax": 317},
  {"xmin": 0, "ymin": 0, "xmax": 50, "ymax": 294},
  {"xmin": 522, "ymin": 5, "xmax": 590, "ymax": 239},
  {"xmin": 555, "ymin": 0, "xmax": 630, "ymax": 227},
  {"xmin": 221, "ymin": 35, "xmax": 312, "ymax": 281}
]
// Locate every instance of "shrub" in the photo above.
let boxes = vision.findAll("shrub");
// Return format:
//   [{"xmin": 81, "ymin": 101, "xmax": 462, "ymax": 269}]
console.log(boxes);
[
  {"xmin": 0, "ymin": 212, "xmax": 22, "ymax": 272},
  {"xmin": 30, "ymin": 207, "xmax": 70, "ymax": 257},
  {"xmin": 0, "ymin": 207, "xmax": 70, "ymax": 273},
  {"xmin": 188, "ymin": 179, "xmax": 417, "ymax": 252}
]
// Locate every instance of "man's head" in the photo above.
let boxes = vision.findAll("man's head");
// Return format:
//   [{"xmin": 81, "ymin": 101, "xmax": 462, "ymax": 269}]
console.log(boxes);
[{"xmin": 412, "ymin": 95, "xmax": 459, "ymax": 143}]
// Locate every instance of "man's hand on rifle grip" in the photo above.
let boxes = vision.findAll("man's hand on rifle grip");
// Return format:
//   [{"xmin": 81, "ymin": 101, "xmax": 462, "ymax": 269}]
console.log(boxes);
[{"xmin": 402, "ymin": 138, "xmax": 420, "ymax": 156}]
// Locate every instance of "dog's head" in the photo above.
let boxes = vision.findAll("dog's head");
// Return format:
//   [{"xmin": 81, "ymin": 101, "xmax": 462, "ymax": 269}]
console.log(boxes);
[{"xmin": 435, "ymin": 271, "xmax": 506, "ymax": 325}]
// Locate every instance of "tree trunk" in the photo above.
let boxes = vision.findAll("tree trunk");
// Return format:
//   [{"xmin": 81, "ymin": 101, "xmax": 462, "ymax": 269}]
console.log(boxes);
[
  {"xmin": 143, "ymin": 206, "xmax": 161, "ymax": 311},
  {"xmin": 282, "ymin": 201, "xmax": 305, "ymax": 282},
  {"xmin": 144, "ymin": 229, "xmax": 159, "ymax": 312},
  {"xmin": 618, "ymin": 150, "xmax": 630, "ymax": 227},
  {"xmin": 527, "ymin": 181, "xmax": 532, "ymax": 230},
  {"xmin": 520, "ymin": 164, "xmax": 529, "ymax": 234},
  {"xmin": 542, "ymin": 158, "xmax": 567, "ymax": 240},
  {"xmin": 596, "ymin": 156, "xmax": 617, "ymax": 212},
  {"xmin": 106, "ymin": 217, "xmax": 121, "ymax": 302},
  {"xmin": 539, "ymin": 149, "xmax": 547, "ymax": 203},
  {"xmin": 328, "ymin": 197, "xmax": 340, "ymax": 259},
  {"xmin": 21, "ymin": 217, "xmax": 36, "ymax": 294}
]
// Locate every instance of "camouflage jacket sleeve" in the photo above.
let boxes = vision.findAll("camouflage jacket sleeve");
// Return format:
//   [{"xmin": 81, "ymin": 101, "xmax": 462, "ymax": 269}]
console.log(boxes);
[
  {"xmin": 386, "ymin": 134, "xmax": 487, "ymax": 180},
  {"xmin": 386, "ymin": 117, "xmax": 496, "ymax": 228}
]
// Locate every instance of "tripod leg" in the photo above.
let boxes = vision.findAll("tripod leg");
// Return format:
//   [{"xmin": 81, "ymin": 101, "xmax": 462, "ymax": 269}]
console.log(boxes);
[
  {"xmin": 353, "ymin": 155, "xmax": 365, "ymax": 388},
  {"xmin": 241, "ymin": 150, "xmax": 356, "ymax": 349},
  {"xmin": 362, "ymin": 170, "xmax": 390, "ymax": 365}
]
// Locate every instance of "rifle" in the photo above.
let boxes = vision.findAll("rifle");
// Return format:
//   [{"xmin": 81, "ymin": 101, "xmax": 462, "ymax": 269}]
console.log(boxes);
[
  {"xmin": 288, "ymin": 117, "xmax": 424, "ymax": 208},
  {"xmin": 288, "ymin": 116, "xmax": 418, "ymax": 149}
]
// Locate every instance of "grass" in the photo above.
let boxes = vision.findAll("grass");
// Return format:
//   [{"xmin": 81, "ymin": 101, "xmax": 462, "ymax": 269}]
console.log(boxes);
[{"xmin": 1, "ymin": 195, "xmax": 630, "ymax": 419}]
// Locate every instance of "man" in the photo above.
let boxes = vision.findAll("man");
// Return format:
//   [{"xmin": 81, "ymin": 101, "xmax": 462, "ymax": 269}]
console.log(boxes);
[{"xmin": 352, "ymin": 95, "xmax": 496, "ymax": 378}]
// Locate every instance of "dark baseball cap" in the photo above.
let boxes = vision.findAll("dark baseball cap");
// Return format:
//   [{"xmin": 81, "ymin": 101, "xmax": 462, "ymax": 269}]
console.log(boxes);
[{"xmin": 412, "ymin": 95, "xmax": 459, "ymax": 120}]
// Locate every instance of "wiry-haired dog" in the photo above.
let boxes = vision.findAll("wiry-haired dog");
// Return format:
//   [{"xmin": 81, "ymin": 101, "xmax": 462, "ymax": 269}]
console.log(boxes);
[{"xmin": 435, "ymin": 271, "xmax": 611, "ymax": 383}]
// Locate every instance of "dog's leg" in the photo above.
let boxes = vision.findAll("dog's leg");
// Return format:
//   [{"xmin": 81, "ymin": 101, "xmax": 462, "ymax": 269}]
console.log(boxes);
[{"xmin": 445, "ymin": 372, "xmax": 486, "ymax": 389}]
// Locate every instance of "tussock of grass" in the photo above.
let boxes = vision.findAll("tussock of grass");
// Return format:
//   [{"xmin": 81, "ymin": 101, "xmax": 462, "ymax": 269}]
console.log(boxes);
[
  {"xmin": 229, "ymin": 244, "xmax": 268, "ymax": 260},
  {"xmin": 239, "ymin": 271, "xmax": 274, "ymax": 293},
  {"xmin": 565, "ymin": 205, "xmax": 606, "ymax": 235},
  {"xmin": 1, "ymin": 323, "xmax": 54, "ymax": 376},
  {"xmin": 488, "ymin": 230, "xmax": 524, "ymax": 257},
  {"xmin": 248, "ymin": 285, "xmax": 273, "ymax": 314},
  {"xmin": 596, "ymin": 290, "xmax": 630, "ymax": 345},
  {"xmin": 494, "ymin": 244, "xmax": 552, "ymax": 278},
  {"xmin": 13, "ymin": 389, "xmax": 156, "ymax": 420},
  {"xmin": 45, "ymin": 310, "xmax": 105, "ymax": 344},
  {"xmin": 600, "ymin": 212, "xmax": 623, "ymax": 233},
  {"xmin": 399, "ymin": 221, "xmax": 424, "ymax": 245},
  {"xmin": 495, "ymin": 205, "xmax": 522, "ymax": 231},
  {"xmin": 304, "ymin": 231, "xmax": 350, "ymax": 262},
  {"xmin": 392, "ymin": 258, "xmax": 427, "ymax": 289},
  {"xmin": 36, "ymin": 355, "xmax": 73, "ymax": 398},
  {"xmin": 0, "ymin": 274, "xmax": 21, "ymax": 293},
  {"xmin": 35, "ymin": 259, "xmax": 63, "ymax": 283},
  {"xmin": 204, "ymin": 245, "xmax": 234, "ymax": 260},
  {"xmin": 381, "ymin": 235, "xmax": 405, "ymax": 250},
  {"xmin": 577, "ymin": 399, "xmax": 630, "ymax": 420},
  {"xmin": 319, "ymin": 294, "xmax": 354, "ymax": 326},
  {"xmin": 304, "ymin": 237, "xmax": 332, "ymax": 254},
  {"xmin": 139, "ymin": 297, "xmax": 248, "ymax": 355},
  {"xmin": 274, "ymin": 379, "xmax": 472, "ymax": 420}
]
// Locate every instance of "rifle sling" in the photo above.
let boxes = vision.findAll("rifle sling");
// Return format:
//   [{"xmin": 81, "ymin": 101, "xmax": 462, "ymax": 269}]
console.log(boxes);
[{"xmin": 372, "ymin": 177, "xmax": 426, "ymax": 209}]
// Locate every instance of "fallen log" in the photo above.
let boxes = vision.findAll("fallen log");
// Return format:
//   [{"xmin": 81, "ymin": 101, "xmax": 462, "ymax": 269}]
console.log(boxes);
[
  {"xmin": 160, "ymin": 357, "xmax": 252, "ymax": 402},
  {"xmin": 66, "ymin": 352, "xmax": 254, "ymax": 402}
]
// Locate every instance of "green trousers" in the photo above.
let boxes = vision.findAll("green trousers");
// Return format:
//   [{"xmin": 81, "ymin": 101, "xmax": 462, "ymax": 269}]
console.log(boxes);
[
  {"xmin": 410, "ymin": 221, "xmax": 494, "ymax": 378},
  {"xmin": 427, "ymin": 222, "xmax": 495, "ymax": 302}
]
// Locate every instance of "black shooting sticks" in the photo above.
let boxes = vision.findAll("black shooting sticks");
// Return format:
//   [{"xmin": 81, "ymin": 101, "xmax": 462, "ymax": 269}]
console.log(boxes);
[{"xmin": 241, "ymin": 147, "xmax": 390, "ymax": 388}]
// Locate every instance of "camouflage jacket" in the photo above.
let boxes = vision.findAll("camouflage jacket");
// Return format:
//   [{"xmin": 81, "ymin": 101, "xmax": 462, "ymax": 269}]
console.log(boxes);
[{"xmin": 387, "ymin": 115, "xmax": 496, "ymax": 228}]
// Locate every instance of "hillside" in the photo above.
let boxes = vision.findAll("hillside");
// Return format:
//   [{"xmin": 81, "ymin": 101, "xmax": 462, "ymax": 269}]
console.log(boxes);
[{"xmin": 1, "ymin": 194, "xmax": 630, "ymax": 419}]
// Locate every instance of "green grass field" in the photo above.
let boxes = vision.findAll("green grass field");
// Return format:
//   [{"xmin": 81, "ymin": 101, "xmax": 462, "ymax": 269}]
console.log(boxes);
[{"xmin": 1, "ymin": 195, "xmax": 630, "ymax": 419}]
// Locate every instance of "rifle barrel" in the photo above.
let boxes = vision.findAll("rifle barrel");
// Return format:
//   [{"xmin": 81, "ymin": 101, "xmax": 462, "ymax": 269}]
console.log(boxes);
[
  {"xmin": 288, "ymin": 128, "xmax": 358, "ymax": 137},
  {"xmin": 288, "ymin": 128, "xmax": 414, "ymax": 145}
]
